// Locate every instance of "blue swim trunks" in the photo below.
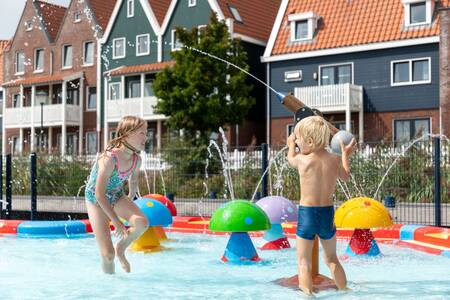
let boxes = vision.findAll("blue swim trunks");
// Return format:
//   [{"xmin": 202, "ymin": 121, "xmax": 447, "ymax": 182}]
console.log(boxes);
[{"xmin": 296, "ymin": 206, "xmax": 336, "ymax": 240}]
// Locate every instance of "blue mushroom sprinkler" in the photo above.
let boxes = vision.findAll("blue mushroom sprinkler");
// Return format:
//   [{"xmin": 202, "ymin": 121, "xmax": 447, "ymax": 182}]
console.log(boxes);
[{"xmin": 209, "ymin": 200, "xmax": 270, "ymax": 263}]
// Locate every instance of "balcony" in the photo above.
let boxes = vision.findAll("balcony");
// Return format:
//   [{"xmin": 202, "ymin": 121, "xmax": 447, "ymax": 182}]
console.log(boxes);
[
  {"xmin": 4, "ymin": 104, "xmax": 81, "ymax": 128},
  {"xmin": 294, "ymin": 83, "xmax": 363, "ymax": 113},
  {"xmin": 105, "ymin": 96, "xmax": 165, "ymax": 122}
]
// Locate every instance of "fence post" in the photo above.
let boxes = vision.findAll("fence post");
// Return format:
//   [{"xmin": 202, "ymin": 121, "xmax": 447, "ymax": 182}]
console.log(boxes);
[
  {"xmin": 261, "ymin": 143, "xmax": 268, "ymax": 198},
  {"xmin": 5, "ymin": 154, "xmax": 12, "ymax": 219},
  {"xmin": 30, "ymin": 153, "xmax": 37, "ymax": 221},
  {"xmin": 433, "ymin": 137, "xmax": 441, "ymax": 227},
  {"xmin": 0, "ymin": 155, "xmax": 2, "ymax": 219}
]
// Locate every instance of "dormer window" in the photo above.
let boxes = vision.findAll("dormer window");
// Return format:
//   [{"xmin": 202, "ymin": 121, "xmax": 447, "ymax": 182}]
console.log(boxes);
[
  {"xmin": 402, "ymin": 0, "xmax": 433, "ymax": 27},
  {"xmin": 228, "ymin": 5, "xmax": 242, "ymax": 23},
  {"xmin": 25, "ymin": 21, "xmax": 33, "ymax": 31},
  {"xmin": 127, "ymin": 0, "xmax": 134, "ymax": 18},
  {"xmin": 288, "ymin": 12, "xmax": 319, "ymax": 42}
]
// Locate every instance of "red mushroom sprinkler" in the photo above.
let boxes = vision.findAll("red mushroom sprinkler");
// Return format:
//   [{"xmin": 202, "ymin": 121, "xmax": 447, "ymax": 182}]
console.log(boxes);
[
  {"xmin": 335, "ymin": 197, "xmax": 393, "ymax": 256},
  {"xmin": 256, "ymin": 196, "xmax": 298, "ymax": 250},
  {"xmin": 143, "ymin": 194, "xmax": 177, "ymax": 241},
  {"xmin": 209, "ymin": 200, "xmax": 270, "ymax": 263}
]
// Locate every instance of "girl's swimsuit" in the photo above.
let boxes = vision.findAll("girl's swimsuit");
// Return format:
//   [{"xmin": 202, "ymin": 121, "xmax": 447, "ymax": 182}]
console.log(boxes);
[{"xmin": 85, "ymin": 150, "xmax": 138, "ymax": 206}]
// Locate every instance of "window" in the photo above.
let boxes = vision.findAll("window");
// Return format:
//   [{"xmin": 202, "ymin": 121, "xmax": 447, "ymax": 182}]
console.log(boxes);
[
  {"xmin": 332, "ymin": 121, "xmax": 354, "ymax": 132},
  {"xmin": 228, "ymin": 4, "xmax": 242, "ymax": 22},
  {"xmin": 13, "ymin": 94, "xmax": 20, "ymax": 107},
  {"xmin": 295, "ymin": 20, "xmax": 308, "ymax": 40},
  {"xmin": 410, "ymin": 2, "xmax": 426, "ymax": 24},
  {"xmin": 83, "ymin": 41, "xmax": 94, "ymax": 65},
  {"xmin": 12, "ymin": 136, "xmax": 20, "ymax": 155},
  {"xmin": 67, "ymin": 133, "xmax": 78, "ymax": 155},
  {"xmin": 403, "ymin": 0, "xmax": 432, "ymax": 26},
  {"xmin": 145, "ymin": 128, "xmax": 154, "ymax": 153},
  {"xmin": 74, "ymin": 11, "xmax": 82, "ymax": 23},
  {"xmin": 15, "ymin": 52, "xmax": 25, "ymax": 74},
  {"xmin": 171, "ymin": 29, "xmax": 183, "ymax": 51},
  {"xmin": 289, "ymin": 12, "xmax": 318, "ymax": 42},
  {"xmin": 136, "ymin": 34, "xmax": 150, "ymax": 56},
  {"xmin": 188, "ymin": 0, "xmax": 197, "ymax": 7},
  {"xmin": 86, "ymin": 132, "xmax": 97, "ymax": 154},
  {"xmin": 197, "ymin": 25, "xmax": 207, "ymax": 42},
  {"xmin": 25, "ymin": 21, "xmax": 33, "ymax": 31},
  {"xmin": 34, "ymin": 49, "xmax": 44, "ymax": 72},
  {"xmin": 128, "ymin": 81, "xmax": 141, "ymax": 98},
  {"xmin": 127, "ymin": 0, "xmax": 134, "ymax": 18},
  {"xmin": 0, "ymin": 90, "xmax": 3, "ymax": 102},
  {"xmin": 36, "ymin": 134, "xmax": 48, "ymax": 151},
  {"xmin": 144, "ymin": 75, "xmax": 154, "ymax": 96},
  {"xmin": 391, "ymin": 58, "xmax": 430, "ymax": 86},
  {"xmin": 62, "ymin": 45, "xmax": 73, "ymax": 68},
  {"xmin": 109, "ymin": 82, "xmax": 121, "ymax": 100},
  {"xmin": 394, "ymin": 118, "xmax": 430, "ymax": 143},
  {"xmin": 87, "ymin": 87, "xmax": 97, "ymax": 110},
  {"xmin": 110, "ymin": 131, "xmax": 117, "ymax": 140},
  {"xmin": 113, "ymin": 38, "xmax": 126, "ymax": 59},
  {"xmin": 66, "ymin": 87, "xmax": 79, "ymax": 105},
  {"xmin": 319, "ymin": 63, "xmax": 353, "ymax": 85}
]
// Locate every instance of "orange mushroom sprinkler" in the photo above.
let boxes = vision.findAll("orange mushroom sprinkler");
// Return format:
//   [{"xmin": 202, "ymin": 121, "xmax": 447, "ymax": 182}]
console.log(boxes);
[
  {"xmin": 209, "ymin": 200, "xmax": 270, "ymax": 263},
  {"xmin": 335, "ymin": 197, "xmax": 394, "ymax": 256},
  {"xmin": 143, "ymin": 194, "xmax": 177, "ymax": 241}
]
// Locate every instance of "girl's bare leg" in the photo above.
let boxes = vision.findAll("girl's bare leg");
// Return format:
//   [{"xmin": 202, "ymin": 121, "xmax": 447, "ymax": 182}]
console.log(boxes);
[
  {"xmin": 113, "ymin": 197, "xmax": 148, "ymax": 272},
  {"xmin": 86, "ymin": 201, "xmax": 115, "ymax": 274}
]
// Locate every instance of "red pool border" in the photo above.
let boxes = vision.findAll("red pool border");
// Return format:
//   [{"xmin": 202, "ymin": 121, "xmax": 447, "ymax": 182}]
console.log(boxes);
[{"xmin": 1, "ymin": 217, "xmax": 448, "ymax": 257}]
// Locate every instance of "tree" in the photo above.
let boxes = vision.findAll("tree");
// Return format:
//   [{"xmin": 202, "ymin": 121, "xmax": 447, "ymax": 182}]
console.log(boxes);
[{"xmin": 153, "ymin": 13, "xmax": 255, "ymax": 142}]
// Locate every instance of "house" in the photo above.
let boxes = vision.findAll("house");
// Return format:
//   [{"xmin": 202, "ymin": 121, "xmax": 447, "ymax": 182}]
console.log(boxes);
[
  {"xmin": 262, "ymin": 0, "xmax": 450, "ymax": 145},
  {"xmin": 0, "ymin": 40, "xmax": 10, "ymax": 138},
  {"xmin": 2, "ymin": 0, "xmax": 116, "ymax": 155},
  {"xmin": 99, "ymin": 0, "xmax": 281, "ymax": 150}
]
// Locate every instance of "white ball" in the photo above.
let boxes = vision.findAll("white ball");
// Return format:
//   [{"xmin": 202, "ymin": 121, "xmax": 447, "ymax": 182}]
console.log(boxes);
[{"xmin": 330, "ymin": 130, "xmax": 354, "ymax": 155}]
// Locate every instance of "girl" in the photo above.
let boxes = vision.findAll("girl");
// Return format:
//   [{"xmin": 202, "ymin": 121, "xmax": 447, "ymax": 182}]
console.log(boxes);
[{"xmin": 85, "ymin": 116, "xmax": 149, "ymax": 274}]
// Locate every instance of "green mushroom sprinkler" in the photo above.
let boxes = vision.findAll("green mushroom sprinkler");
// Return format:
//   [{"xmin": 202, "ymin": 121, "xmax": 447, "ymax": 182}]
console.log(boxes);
[{"xmin": 209, "ymin": 200, "xmax": 270, "ymax": 263}]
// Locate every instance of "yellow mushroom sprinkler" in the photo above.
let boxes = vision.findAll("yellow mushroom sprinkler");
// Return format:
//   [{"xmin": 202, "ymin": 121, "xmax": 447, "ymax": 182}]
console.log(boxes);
[{"xmin": 335, "ymin": 197, "xmax": 393, "ymax": 256}]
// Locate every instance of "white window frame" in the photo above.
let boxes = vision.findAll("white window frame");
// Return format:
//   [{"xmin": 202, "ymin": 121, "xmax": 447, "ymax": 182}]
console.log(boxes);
[
  {"xmin": 62, "ymin": 44, "xmax": 73, "ymax": 69},
  {"xmin": 34, "ymin": 48, "xmax": 44, "ymax": 73},
  {"xmin": 112, "ymin": 38, "xmax": 126, "ymax": 59},
  {"xmin": 128, "ymin": 80, "xmax": 141, "ymax": 98},
  {"xmin": 390, "ymin": 57, "xmax": 431, "ymax": 86},
  {"xmin": 136, "ymin": 34, "xmax": 150, "ymax": 56},
  {"xmin": 188, "ymin": 0, "xmax": 197, "ymax": 7},
  {"xmin": 284, "ymin": 70, "xmax": 302, "ymax": 82},
  {"xmin": 74, "ymin": 11, "xmax": 82, "ymax": 23},
  {"xmin": 15, "ymin": 51, "xmax": 25, "ymax": 75},
  {"xmin": 197, "ymin": 24, "xmax": 207, "ymax": 42},
  {"xmin": 86, "ymin": 86, "xmax": 97, "ymax": 111},
  {"xmin": 13, "ymin": 94, "xmax": 21, "ymax": 108},
  {"xmin": 392, "ymin": 117, "xmax": 431, "ymax": 143},
  {"xmin": 288, "ymin": 12, "xmax": 318, "ymax": 42},
  {"xmin": 25, "ymin": 21, "xmax": 33, "ymax": 31},
  {"xmin": 228, "ymin": 4, "xmax": 242, "ymax": 22},
  {"xmin": 318, "ymin": 62, "xmax": 354, "ymax": 86},
  {"xmin": 127, "ymin": 0, "xmax": 134, "ymax": 18},
  {"xmin": 109, "ymin": 82, "xmax": 121, "ymax": 100},
  {"xmin": 11, "ymin": 136, "xmax": 20, "ymax": 155},
  {"xmin": 83, "ymin": 41, "xmax": 95, "ymax": 66},
  {"xmin": 402, "ymin": 0, "xmax": 432, "ymax": 27},
  {"xmin": 85, "ymin": 131, "xmax": 98, "ymax": 154},
  {"xmin": 171, "ymin": 29, "xmax": 183, "ymax": 51}
]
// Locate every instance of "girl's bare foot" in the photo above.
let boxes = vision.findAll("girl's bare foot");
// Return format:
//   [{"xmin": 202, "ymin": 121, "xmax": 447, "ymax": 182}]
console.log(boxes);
[{"xmin": 115, "ymin": 240, "xmax": 131, "ymax": 273}]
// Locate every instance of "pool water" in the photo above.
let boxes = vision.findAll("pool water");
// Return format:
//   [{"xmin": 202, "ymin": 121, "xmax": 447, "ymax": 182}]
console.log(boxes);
[{"xmin": 0, "ymin": 233, "xmax": 449, "ymax": 299}]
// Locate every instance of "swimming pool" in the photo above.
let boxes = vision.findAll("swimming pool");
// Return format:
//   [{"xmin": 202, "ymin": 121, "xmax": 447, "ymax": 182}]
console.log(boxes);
[{"xmin": 1, "ymin": 233, "xmax": 449, "ymax": 299}]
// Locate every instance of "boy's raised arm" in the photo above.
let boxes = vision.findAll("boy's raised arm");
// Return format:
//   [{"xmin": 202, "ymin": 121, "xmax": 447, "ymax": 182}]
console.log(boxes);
[
  {"xmin": 287, "ymin": 133, "xmax": 298, "ymax": 167},
  {"xmin": 338, "ymin": 138, "xmax": 357, "ymax": 181}
]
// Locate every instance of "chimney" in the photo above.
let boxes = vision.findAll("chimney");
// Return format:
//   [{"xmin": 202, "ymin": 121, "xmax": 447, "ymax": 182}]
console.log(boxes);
[{"xmin": 439, "ymin": 6, "xmax": 450, "ymax": 136}]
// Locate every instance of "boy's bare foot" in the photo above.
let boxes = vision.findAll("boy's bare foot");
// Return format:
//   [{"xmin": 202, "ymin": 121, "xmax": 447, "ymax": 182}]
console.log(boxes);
[
  {"xmin": 102, "ymin": 258, "xmax": 115, "ymax": 274},
  {"xmin": 298, "ymin": 285, "xmax": 315, "ymax": 297},
  {"xmin": 115, "ymin": 240, "xmax": 131, "ymax": 273}
]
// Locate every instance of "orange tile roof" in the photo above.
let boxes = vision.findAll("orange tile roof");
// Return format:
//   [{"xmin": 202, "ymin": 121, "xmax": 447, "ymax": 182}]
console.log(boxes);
[
  {"xmin": 271, "ymin": 0, "xmax": 450, "ymax": 56},
  {"xmin": 34, "ymin": 0, "xmax": 67, "ymax": 42},
  {"xmin": 217, "ymin": 0, "xmax": 282, "ymax": 42},
  {"xmin": 0, "ymin": 40, "xmax": 9, "ymax": 84},
  {"xmin": 3, "ymin": 74, "xmax": 63, "ymax": 87},
  {"xmin": 88, "ymin": 0, "xmax": 119, "ymax": 31},
  {"xmin": 148, "ymin": 0, "xmax": 172, "ymax": 26},
  {"xmin": 107, "ymin": 61, "xmax": 176, "ymax": 76}
]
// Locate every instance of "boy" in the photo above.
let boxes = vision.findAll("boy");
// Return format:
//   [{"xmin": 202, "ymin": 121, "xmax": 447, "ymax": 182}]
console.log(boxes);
[{"xmin": 287, "ymin": 116, "xmax": 356, "ymax": 296}]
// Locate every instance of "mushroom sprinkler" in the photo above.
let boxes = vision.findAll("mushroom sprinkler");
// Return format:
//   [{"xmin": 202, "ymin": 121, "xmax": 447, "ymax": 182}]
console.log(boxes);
[
  {"xmin": 130, "ymin": 198, "xmax": 173, "ymax": 253},
  {"xmin": 143, "ymin": 193, "xmax": 177, "ymax": 241},
  {"xmin": 256, "ymin": 196, "xmax": 298, "ymax": 250},
  {"xmin": 209, "ymin": 200, "xmax": 270, "ymax": 263},
  {"xmin": 335, "ymin": 197, "xmax": 394, "ymax": 256}
]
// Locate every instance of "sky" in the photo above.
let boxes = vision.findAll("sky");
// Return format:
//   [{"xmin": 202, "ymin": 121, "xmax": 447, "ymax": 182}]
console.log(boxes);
[{"xmin": 0, "ymin": 0, "xmax": 71, "ymax": 40}]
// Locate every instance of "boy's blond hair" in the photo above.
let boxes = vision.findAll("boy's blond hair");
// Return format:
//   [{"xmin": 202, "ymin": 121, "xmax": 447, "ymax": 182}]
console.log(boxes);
[{"xmin": 294, "ymin": 116, "xmax": 330, "ymax": 151}]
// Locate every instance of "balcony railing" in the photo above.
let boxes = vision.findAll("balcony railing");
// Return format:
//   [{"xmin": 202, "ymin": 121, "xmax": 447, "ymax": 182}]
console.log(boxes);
[
  {"xmin": 294, "ymin": 83, "xmax": 363, "ymax": 113},
  {"xmin": 105, "ymin": 96, "xmax": 165, "ymax": 122},
  {"xmin": 4, "ymin": 104, "xmax": 81, "ymax": 128}
]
